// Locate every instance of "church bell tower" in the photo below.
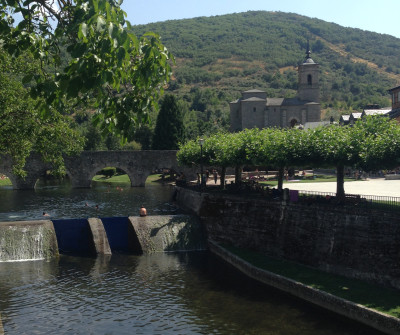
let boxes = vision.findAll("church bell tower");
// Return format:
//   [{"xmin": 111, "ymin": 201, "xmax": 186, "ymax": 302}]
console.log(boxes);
[{"xmin": 298, "ymin": 44, "xmax": 320, "ymax": 103}]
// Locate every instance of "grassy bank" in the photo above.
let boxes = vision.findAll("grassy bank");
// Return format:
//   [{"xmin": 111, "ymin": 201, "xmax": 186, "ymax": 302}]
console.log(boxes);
[
  {"xmin": 0, "ymin": 177, "xmax": 11, "ymax": 187},
  {"xmin": 225, "ymin": 245, "xmax": 400, "ymax": 319},
  {"xmin": 92, "ymin": 173, "xmax": 163, "ymax": 184}
]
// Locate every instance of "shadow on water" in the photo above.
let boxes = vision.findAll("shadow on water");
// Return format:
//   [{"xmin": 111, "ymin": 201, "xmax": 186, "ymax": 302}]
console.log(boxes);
[{"xmin": 0, "ymin": 252, "xmax": 386, "ymax": 335}]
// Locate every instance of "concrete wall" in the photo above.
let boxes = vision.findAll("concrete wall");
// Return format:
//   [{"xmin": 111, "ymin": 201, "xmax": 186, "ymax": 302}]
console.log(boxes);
[
  {"xmin": 175, "ymin": 187, "xmax": 400, "ymax": 290},
  {"xmin": 130, "ymin": 215, "xmax": 207, "ymax": 253}
]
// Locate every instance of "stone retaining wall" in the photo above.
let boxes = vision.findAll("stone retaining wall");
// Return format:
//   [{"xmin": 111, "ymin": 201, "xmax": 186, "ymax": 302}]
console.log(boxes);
[{"xmin": 175, "ymin": 186, "xmax": 400, "ymax": 290}]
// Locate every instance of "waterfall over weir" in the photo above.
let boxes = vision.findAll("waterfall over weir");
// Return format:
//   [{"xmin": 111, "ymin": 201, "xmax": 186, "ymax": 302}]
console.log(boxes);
[
  {"xmin": 0, "ymin": 221, "xmax": 58, "ymax": 262},
  {"xmin": 0, "ymin": 215, "xmax": 207, "ymax": 262}
]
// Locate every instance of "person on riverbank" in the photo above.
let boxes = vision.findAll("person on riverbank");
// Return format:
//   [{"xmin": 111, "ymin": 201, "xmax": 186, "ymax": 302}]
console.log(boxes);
[
  {"xmin": 213, "ymin": 170, "xmax": 218, "ymax": 184},
  {"xmin": 139, "ymin": 205, "xmax": 147, "ymax": 217}
]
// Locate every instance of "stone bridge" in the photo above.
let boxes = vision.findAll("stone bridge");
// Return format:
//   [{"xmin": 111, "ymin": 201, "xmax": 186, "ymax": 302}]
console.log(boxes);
[{"xmin": 0, "ymin": 151, "xmax": 197, "ymax": 189}]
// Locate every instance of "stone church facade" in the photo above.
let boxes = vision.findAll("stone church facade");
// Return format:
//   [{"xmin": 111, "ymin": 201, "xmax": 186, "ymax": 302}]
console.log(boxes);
[{"xmin": 230, "ymin": 50, "xmax": 321, "ymax": 131}]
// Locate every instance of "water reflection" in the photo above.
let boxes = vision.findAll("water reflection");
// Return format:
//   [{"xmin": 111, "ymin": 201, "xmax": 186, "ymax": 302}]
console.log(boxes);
[
  {"xmin": 0, "ymin": 252, "xmax": 383, "ymax": 335},
  {"xmin": 0, "ymin": 179, "xmax": 386, "ymax": 334},
  {"xmin": 0, "ymin": 179, "xmax": 180, "ymax": 221}
]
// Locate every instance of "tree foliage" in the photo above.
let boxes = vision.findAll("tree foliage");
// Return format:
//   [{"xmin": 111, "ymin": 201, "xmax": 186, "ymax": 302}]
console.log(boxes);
[
  {"xmin": 178, "ymin": 117, "xmax": 400, "ymax": 196},
  {"xmin": 152, "ymin": 94, "xmax": 184, "ymax": 150},
  {"xmin": 0, "ymin": 50, "xmax": 83, "ymax": 176},
  {"xmin": 0, "ymin": 0, "xmax": 174, "ymax": 141}
]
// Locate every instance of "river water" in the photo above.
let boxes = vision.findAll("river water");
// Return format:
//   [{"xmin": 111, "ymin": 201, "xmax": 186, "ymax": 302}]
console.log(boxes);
[
  {"xmin": 0, "ymin": 179, "xmax": 180, "ymax": 221},
  {"xmin": 0, "ymin": 180, "xmax": 384, "ymax": 334}
]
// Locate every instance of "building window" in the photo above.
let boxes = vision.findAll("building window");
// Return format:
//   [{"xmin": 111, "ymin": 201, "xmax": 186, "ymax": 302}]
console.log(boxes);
[
  {"xmin": 307, "ymin": 74, "xmax": 312, "ymax": 85},
  {"xmin": 253, "ymin": 107, "xmax": 257, "ymax": 112}
]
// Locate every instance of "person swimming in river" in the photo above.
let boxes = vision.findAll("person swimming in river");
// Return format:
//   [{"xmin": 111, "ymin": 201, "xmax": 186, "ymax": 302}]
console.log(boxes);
[
  {"xmin": 139, "ymin": 205, "xmax": 147, "ymax": 217},
  {"xmin": 42, "ymin": 212, "xmax": 50, "ymax": 217}
]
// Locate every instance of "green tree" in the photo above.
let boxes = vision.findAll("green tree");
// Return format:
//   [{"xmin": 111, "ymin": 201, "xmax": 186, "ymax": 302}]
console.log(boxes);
[
  {"xmin": 152, "ymin": 94, "xmax": 184, "ymax": 150},
  {"xmin": 84, "ymin": 123, "xmax": 103, "ymax": 151},
  {"xmin": 353, "ymin": 116, "xmax": 400, "ymax": 171},
  {"xmin": 0, "ymin": 0, "xmax": 174, "ymax": 141},
  {"xmin": 308, "ymin": 125, "xmax": 354, "ymax": 199},
  {"xmin": 0, "ymin": 50, "xmax": 84, "ymax": 176}
]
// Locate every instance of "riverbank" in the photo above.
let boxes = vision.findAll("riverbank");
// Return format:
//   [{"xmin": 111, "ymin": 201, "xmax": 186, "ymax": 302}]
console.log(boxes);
[
  {"xmin": 210, "ymin": 241, "xmax": 400, "ymax": 335},
  {"xmin": 175, "ymin": 186, "xmax": 400, "ymax": 334}
]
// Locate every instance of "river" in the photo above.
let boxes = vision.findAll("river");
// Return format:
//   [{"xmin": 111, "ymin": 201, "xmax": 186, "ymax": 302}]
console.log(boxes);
[
  {"xmin": 0, "ymin": 180, "xmax": 384, "ymax": 334},
  {"xmin": 0, "ymin": 179, "xmax": 180, "ymax": 221}
]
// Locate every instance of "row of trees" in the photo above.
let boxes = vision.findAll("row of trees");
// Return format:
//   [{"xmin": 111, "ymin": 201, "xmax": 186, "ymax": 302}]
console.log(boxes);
[{"xmin": 177, "ymin": 116, "xmax": 400, "ymax": 198}]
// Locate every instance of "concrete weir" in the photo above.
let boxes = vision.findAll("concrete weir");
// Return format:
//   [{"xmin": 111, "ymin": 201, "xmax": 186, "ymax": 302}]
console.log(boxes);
[
  {"xmin": 130, "ymin": 215, "xmax": 207, "ymax": 253},
  {"xmin": 0, "ymin": 215, "xmax": 206, "ymax": 262}
]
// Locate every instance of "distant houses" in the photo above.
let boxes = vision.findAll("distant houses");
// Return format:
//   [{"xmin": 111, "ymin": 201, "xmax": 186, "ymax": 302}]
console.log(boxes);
[{"xmin": 339, "ymin": 86, "xmax": 400, "ymax": 125}]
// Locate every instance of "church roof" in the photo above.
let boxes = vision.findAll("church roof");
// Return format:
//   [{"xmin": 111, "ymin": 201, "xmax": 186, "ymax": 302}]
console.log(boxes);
[
  {"xmin": 303, "ymin": 57, "xmax": 316, "ymax": 64},
  {"xmin": 302, "ymin": 45, "xmax": 317, "ymax": 65},
  {"xmin": 242, "ymin": 97, "xmax": 266, "ymax": 102},
  {"xmin": 266, "ymin": 97, "xmax": 318, "ymax": 106},
  {"xmin": 243, "ymin": 89, "xmax": 266, "ymax": 93}
]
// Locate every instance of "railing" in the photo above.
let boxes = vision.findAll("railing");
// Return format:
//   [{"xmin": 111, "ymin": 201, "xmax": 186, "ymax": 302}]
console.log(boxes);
[
  {"xmin": 296, "ymin": 190, "xmax": 400, "ymax": 212},
  {"xmin": 178, "ymin": 181, "xmax": 400, "ymax": 212}
]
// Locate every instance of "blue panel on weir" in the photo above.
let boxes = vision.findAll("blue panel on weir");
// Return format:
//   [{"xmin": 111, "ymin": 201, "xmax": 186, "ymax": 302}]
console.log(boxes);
[
  {"xmin": 52, "ymin": 219, "xmax": 94, "ymax": 255},
  {"xmin": 101, "ymin": 217, "xmax": 130, "ymax": 251}
]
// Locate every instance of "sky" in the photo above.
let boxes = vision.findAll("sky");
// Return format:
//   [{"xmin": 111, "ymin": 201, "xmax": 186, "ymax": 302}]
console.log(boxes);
[{"xmin": 121, "ymin": 0, "xmax": 400, "ymax": 39}]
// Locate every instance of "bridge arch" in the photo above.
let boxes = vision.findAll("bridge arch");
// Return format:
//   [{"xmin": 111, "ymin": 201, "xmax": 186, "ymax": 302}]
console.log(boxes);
[
  {"xmin": 0, "ymin": 150, "xmax": 197, "ymax": 190},
  {"xmin": 87, "ymin": 165, "xmax": 136, "ymax": 187}
]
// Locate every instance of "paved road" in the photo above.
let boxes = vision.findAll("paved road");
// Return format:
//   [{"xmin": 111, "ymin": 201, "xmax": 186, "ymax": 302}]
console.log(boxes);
[{"xmin": 284, "ymin": 178, "xmax": 400, "ymax": 197}]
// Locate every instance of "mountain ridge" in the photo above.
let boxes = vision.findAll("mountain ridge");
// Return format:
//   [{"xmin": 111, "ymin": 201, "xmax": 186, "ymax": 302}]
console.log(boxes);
[{"xmin": 130, "ymin": 11, "xmax": 400, "ymax": 136}]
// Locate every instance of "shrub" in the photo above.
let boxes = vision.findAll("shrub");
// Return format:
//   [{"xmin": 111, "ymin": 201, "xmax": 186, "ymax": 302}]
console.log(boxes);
[{"xmin": 99, "ymin": 167, "xmax": 116, "ymax": 178}]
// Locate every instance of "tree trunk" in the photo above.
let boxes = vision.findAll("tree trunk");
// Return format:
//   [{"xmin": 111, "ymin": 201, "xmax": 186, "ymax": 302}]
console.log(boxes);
[
  {"xmin": 220, "ymin": 167, "xmax": 226, "ymax": 190},
  {"xmin": 336, "ymin": 165, "xmax": 345, "ymax": 200},
  {"xmin": 277, "ymin": 167, "xmax": 284, "ymax": 191},
  {"xmin": 235, "ymin": 166, "xmax": 242, "ymax": 186}
]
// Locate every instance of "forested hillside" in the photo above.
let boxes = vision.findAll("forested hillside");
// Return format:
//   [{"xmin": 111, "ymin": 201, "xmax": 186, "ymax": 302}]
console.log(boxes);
[{"xmin": 131, "ymin": 11, "xmax": 400, "ymax": 139}]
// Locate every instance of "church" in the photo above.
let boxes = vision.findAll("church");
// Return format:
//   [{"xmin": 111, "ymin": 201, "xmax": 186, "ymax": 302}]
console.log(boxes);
[{"xmin": 229, "ymin": 49, "xmax": 321, "ymax": 131}]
